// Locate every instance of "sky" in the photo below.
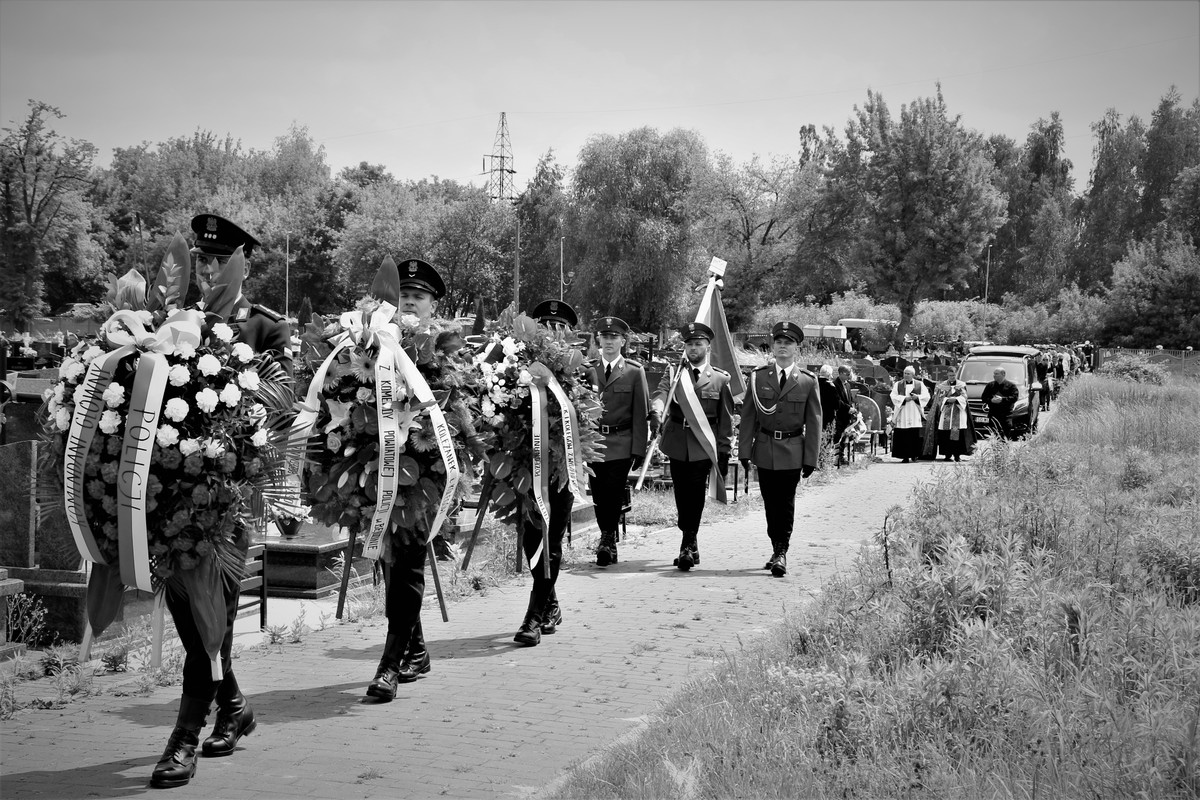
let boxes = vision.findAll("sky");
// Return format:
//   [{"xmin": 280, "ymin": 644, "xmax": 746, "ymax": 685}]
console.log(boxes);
[{"xmin": 1, "ymin": 0, "xmax": 1197, "ymax": 194}]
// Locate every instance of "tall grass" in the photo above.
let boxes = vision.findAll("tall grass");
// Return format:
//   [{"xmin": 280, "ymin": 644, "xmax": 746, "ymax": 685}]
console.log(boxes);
[{"xmin": 547, "ymin": 376, "xmax": 1200, "ymax": 800}]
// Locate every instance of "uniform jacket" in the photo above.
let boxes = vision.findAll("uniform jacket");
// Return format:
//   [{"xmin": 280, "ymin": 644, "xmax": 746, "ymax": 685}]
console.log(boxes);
[
  {"xmin": 228, "ymin": 296, "xmax": 293, "ymax": 376},
  {"xmin": 981, "ymin": 379, "xmax": 1019, "ymax": 417},
  {"xmin": 653, "ymin": 360, "xmax": 734, "ymax": 462},
  {"xmin": 586, "ymin": 356, "xmax": 649, "ymax": 461},
  {"xmin": 738, "ymin": 364, "xmax": 823, "ymax": 471}
]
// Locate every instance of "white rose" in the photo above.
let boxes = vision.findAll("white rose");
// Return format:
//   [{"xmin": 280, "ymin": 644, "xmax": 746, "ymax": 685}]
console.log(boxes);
[
  {"xmin": 55, "ymin": 408, "xmax": 72, "ymax": 431},
  {"xmin": 211, "ymin": 323, "xmax": 234, "ymax": 343},
  {"xmin": 102, "ymin": 383, "xmax": 125, "ymax": 409},
  {"xmin": 251, "ymin": 428, "xmax": 270, "ymax": 447},
  {"xmin": 231, "ymin": 342, "xmax": 254, "ymax": 363},
  {"xmin": 237, "ymin": 370, "xmax": 261, "ymax": 391},
  {"xmin": 194, "ymin": 387, "xmax": 219, "ymax": 413},
  {"xmin": 155, "ymin": 424, "xmax": 180, "ymax": 447},
  {"xmin": 168, "ymin": 364, "xmax": 191, "ymax": 386},
  {"xmin": 164, "ymin": 398, "xmax": 189, "ymax": 422},
  {"xmin": 501, "ymin": 337, "xmax": 521, "ymax": 358},
  {"xmin": 174, "ymin": 341, "xmax": 196, "ymax": 360},
  {"xmin": 197, "ymin": 354, "xmax": 222, "ymax": 376},
  {"xmin": 398, "ymin": 313, "xmax": 421, "ymax": 329},
  {"xmin": 219, "ymin": 382, "xmax": 242, "ymax": 407},
  {"xmin": 203, "ymin": 438, "xmax": 225, "ymax": 458},
  {"xmin": 179, "ymin": 438, "xmax": 201, "ymax": 456},
  {"xmin": 356, "ymin": 387, "xmax": 374, "ymax": 403},
  {"xmin": 99, "ymin": 409, "xmax": 122, "ymax": 434}
]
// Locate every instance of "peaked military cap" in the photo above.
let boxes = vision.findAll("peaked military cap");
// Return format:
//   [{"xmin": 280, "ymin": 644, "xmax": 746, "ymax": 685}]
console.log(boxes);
[
  {"xmin": 596, "ymin": 316, "xmax": 629, "ymax": 336},
  {"xmin": 396, "ymin": 258, "xmax": 446, "ymax": 299},
  {"xmin": 190, "ymin": 214, "xmax": 261, "ymax": 259},
  {"xmin": 771, "ymin": 321, "xmax": 804, "ymax": 344},
  {"xmin": 679, "ymin": 321, "xmax": 715, "ymax": 342},
  {"xmin": 532, "ymin": 299, "xmax": 578, "ymax": 327}
]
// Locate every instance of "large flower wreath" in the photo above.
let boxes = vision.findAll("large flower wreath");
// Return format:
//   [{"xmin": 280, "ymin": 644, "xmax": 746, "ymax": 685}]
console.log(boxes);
[
  {"xmin": 470, "ymin": 308, "xmax": 604, "ymax": 545},
  {"xmin": 39, "ymin": 234, "xmax": 295, "ymax": 667},
  {"xmin": 294, "ymin": 258, "xmax": 484, "ymax": 563}
]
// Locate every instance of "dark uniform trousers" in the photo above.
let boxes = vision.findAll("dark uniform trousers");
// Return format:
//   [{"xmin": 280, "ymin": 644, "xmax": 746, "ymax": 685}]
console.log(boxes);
[
  {"xmin": 383, "ymin": 540, "xmax": 428, "ymax": 662},
  {"xmin": 589, "ymin": 460, "xmax": 630, "ymax": 532},
  {"xmin": 669, "ymin": 457, "xmax": 715, "ymax": 532},
  {"xmin": 757, "ymin": 467, "xmax": 802, "ymax": 545},
  {"xmin": 521, "ymin": 484, "xmax": 572, "ymax": 609}
]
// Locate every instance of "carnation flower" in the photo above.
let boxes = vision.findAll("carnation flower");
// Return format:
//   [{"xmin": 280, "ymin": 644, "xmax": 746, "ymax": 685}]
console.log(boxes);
[
  {"xmin": 251, "ymin": 428, "xmax": 270, "ymax": 447},
  {"xmin": 211, "ymin": 323, "xmax": 234, "ymax": 343},
  {"xmin": 60, "ymin": 359, "xmax": 86, "ymax": 382},
  {"xmin": 237, "ymin": 370, "xmax": 260, "ymax": 391},
  {"xmin": 178, "ymin": 438, "xmax": 201, "ymax": 456},
  {"xmin": 99, "ymin": 409, "xmax": 122, "ymax": 434},
  {"xmin": 231, "ymin": 342, "xmax": 254, "ymax": 363},
  {"xmin": 168, "ymin": 364, "xmax": 191, "ymax": 386},
  {"xmin": 82, "ymin": 345, "xmax": 104, "ymax": 362},
  {"xmin": 174, "ymin": 341, "xmax": 196, "ymax": 360},
  {"xmin": 53, "ymin": 407, "xmax": 72, "ymax": 431},
  {"xmin": 203, "ymin": 438, "xmax": 225, "ymax": 458},
  {"xmin": 195, "ymin": 387, "xmax": 219, "ymax": 413},
  {"xmin": 164, "ymin": 398, "xmax": 189, "ymax": 422},
  {"xmin": 197, "ymin": 354, "xmax": 222, "ymax": 376},
  {"xmin": 219, "ymin": 382, "xmax": 242, "ymax": 407},
  {"xmin": 101, "ymin": 383, "xmax": 125, "ymax": 408},
  {"xmin": 481, "ymin": 398, "xmax": 496, "ymax": 418},
  {"xmin": 156, "ymin": 425, "xmax": 180, "ymax": 447}
]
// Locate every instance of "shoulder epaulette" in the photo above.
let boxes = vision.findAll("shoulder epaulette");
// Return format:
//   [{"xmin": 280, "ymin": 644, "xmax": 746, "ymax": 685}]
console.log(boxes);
[
  {"xmin": 710, "ymin": 365, "xmax": 729, "ymax": 376},
  {"xmin": 624, "ymin": 357, "xmax": 643, "ymax": 367},
  {"xmin": 753, "ymin": 364, "xmax": 771, "ymax": 372},
  {"xmin": 798, "ymin": 368, "xmax": 816, "ymax": 378},
  {"xmin": 251, "ymin": 304, "xmax": 284, "ymax": 322},
  {"xmin": 584, "ymin": 357, "xmax": 600, "ymax": 367}
]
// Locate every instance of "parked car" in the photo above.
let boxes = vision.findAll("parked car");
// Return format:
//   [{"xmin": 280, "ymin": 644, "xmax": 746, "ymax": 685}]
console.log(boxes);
[{"xmin": 956, "ymin": 345, "xmax": 1043, "ymax": 437}]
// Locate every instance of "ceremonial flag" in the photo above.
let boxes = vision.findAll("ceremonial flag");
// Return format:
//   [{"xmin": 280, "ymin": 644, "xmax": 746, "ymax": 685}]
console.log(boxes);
[{"xmin": 694, "ymin": 257, "xmax": 746, "ymax": 400}]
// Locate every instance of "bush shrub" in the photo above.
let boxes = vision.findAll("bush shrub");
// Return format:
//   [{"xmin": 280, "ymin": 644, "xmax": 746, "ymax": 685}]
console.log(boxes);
[{"xmin": 1096, "ymin": 353, "xmax": 1170, "ymax": 384}]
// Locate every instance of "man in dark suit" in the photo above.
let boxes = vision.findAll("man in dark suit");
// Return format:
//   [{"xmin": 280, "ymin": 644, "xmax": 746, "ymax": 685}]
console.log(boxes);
[
  {"xmin": 738, "ymin": 322, "xmax": 822, "ymax": 577},
  {"xmin": 586, "ymin": 316, "xmax": 649, "ymax": 567},
  {"xmin": 981, "ymin": 367, "xmax": 1020, "ymax": 440},
  {"xmin": 151, "ymin": 214, "xmax": 291, "ymax": 788},
  {"xmin": 833, "ymin": 365, "xmax": 857, "ymax": 465},
  {"xmin": 651, "ymin": 322, "xmax": 734, "ymax": 571},
  {"xmin": 818, "ymin": 365, "xmax": 840, "ymax": 437}
]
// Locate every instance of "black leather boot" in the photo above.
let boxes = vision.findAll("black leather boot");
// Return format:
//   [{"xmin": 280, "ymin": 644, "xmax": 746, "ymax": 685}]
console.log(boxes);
[
  {"xmin": 674, "ymin": 532, "xmax": 697, "ymax": 571},
  {"xmin": 770, "ymin": 541, "xmax": 789, "ymax": 578},
  {"xmin": 514, "ymin": 593, "xmax": 543, "ymax": 646},
  {"xmin": 596, "ymin": 530, "xmax": 617, "ymax": 566},
  {"xmin": 764, "ymin": 540, "xmax": 780, "ymax": 570},
  {"xmin": 150, "ymin": 695, "xmax": 208, "ymax": 788},
  {"xmin": 541, "ymin": 589, "xmax": 562, "ymax": 635},
  {"xmin": 396, "ymin": 620, "xmax": 431, "ymax": 683},
  {"xmin": 366, "ymin": 633, "xmax": 405, "ymax": 701},
  {"xmin": 202, "ymin": 672, "xmax": 256, "ymax": 757}
]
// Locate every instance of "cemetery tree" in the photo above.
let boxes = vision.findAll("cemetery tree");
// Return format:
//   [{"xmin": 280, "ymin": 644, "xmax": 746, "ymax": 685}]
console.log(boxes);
[
  {"xmin": 514, "ymin": 151, "xmax": 570, "ymax": 316},
  {"xmin": 0, "ymin": 101, "xmax": 97, "ymax": 327},
  {"xmin": 827, "ymin": 88, "xmax": 1006, "ymax": 345},
  {"xmin": 571, "ymin": 127, "xmax": 709, "ymax": 330},
  {"xmin": 1139, "ymin": 88, "xmax": 1200, "ymax": 235},
  {"xmin": 1073, "ymin": 109, "xmax": 1146, "ymax": 289}
]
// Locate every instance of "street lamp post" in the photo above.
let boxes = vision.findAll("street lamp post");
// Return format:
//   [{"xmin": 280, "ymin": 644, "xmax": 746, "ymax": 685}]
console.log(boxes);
[
  {"xmin": 284, "ymin": 231, "xmax": 290, "ymax": 319},
  {"xmin": 559, "ymin": 235, "xmax": 565, "ymax": 301},
  {"xmin": 984, "ymin": 244, "xmax": 992, "ymax": 305}
]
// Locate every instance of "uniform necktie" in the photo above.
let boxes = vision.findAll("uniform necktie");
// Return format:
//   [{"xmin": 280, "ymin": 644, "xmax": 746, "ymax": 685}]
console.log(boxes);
[
  {"xmin": 691, "ymin": 368, "xmax": 700, "ymax": 383},
  {"xmin": 779, "ymin": 368, "xmax": 787, "ymax": 386},
  {"xmin": 605, "ymin": 363, "xmax": 612, "ymax": 381}
]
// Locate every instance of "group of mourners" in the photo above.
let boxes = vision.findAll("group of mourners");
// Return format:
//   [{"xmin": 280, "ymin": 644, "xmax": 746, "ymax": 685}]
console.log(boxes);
[{"xmin": 122, "ymin": 215, "xmax": 831, "ymax": 790}]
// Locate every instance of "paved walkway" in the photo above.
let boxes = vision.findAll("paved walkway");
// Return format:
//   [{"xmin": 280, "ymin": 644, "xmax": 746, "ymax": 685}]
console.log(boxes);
[{"xmin": 2, "ymin": 458, "xmax": 951, "ymax": 799}]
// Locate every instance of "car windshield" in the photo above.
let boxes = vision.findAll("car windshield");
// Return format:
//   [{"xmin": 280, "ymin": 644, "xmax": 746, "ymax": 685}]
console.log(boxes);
[{"xmin": 959, "ymin": 360, "xmax": 1028, "ymax": 385}]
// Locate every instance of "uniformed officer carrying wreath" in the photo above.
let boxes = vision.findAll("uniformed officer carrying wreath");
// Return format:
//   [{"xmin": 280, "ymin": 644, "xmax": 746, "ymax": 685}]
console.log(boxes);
[
  {"xmin": 152, "ymin": 214, "xmax": 293, "ymax": 788},
  {"xmin": 737, "ymin": 321, "xmax": 822, "ymax": 578},
  {"xmin": 650, "ymin": 321, "xmax": 734, "ymax": 571},
  {"xmin": 585, "ymin": 316, "xmax": 650, "ymax": 566}
]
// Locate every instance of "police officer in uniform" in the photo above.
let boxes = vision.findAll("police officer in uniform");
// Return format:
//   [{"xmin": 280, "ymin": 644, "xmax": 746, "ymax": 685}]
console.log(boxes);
[
  {"xmin": 585, "ymin": 316, "xmax": 650, "ymax": 566},
  {"xmin": 738, "ymin": 322, "xmax": 822, "ymax": 578},
  {"xmin": 650, "ymin": 322, "xmax": 734, "ymax": 571},
  {"xmin": 151, "ymin": 215, "xmax": 291, "ymax": 788},
  {"xmin": 510, "ymin": 299, "xmax": 580, "ymax": 646},
  {"xmin": 365, "ymin": 258, "xmax": 451, "ymax": 699}
]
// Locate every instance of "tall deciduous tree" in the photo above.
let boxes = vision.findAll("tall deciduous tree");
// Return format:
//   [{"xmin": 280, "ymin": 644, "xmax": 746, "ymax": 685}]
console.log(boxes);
[
  {"xmin": 514, "ymin": 151, "xmax": 569, "ymax": 316},
  {"xmin": 826, "ymin": 89, "xmax": 1006, "ymax": 344},
  {"xmin": 1101, "ymin": 233, "xmax": 1200, "ymax": 348},
  {"xmin": 1, "ymin": 101, "xmax": 97, "ymax": 326},
  {"xmin": 1074, "ymin": 109, "xmax": 1146, "ymax": 289},
  {"xmin": 571, "ymin": 127, "xmax": 709, "ymax": 330},
  {"xmin": 1139, "ymin": 88, "xmax": 1200, "ymax": 235}
]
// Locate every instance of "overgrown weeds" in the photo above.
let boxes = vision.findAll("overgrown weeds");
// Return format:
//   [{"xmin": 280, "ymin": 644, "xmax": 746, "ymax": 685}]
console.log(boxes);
[{"xmin": 548, "ymin": 376, "xmax": 1200, "ymax": 800}]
